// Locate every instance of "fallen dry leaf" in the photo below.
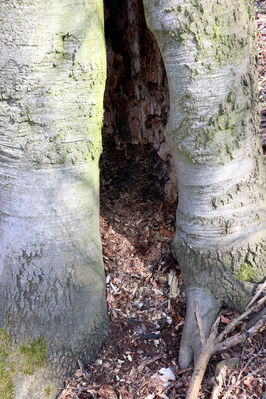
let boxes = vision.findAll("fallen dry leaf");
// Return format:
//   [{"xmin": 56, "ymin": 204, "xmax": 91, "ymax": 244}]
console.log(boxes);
[
  {"xmin": 159, "ymin": 228, "xmax": 175, "ymax": 239},
  {"xmin": 221, "ymin": 315, "xmax": 231, "ymax": 324},
  {"xmin": 98, "ymin": 385, "xmax": 118, "ymax": 399}
]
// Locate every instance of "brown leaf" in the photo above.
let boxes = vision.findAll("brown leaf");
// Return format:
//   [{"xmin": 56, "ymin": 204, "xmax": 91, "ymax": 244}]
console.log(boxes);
[
  {"xmin": 243, "ymin": 375, "xmax": 256, "ymax": 392},
  {"xmin": 220, "ymin": 315, "xmax": 231, "ymax": 324},
  {"xmin": 98, "ymin": 385, "xmax": 118, "ymax": 399},
  {"xmin": 118, "ymin": 387, "xmax": 129, "ymax": 399},
  {"xmin": 159, "ymin": 228, "xmax": 174, "ymax": 239}
]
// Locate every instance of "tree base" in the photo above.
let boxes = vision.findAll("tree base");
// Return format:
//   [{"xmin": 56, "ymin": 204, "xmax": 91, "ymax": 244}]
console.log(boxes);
[{"xmin": 178, "ymin": 286, "xmax": 221, "ymax": 369}]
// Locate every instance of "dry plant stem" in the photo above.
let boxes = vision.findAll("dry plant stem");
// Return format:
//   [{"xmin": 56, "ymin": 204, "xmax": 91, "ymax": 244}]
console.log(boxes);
[
  {"xmin": 194, "ymin": 300, "xmax": 206, "ymax": 347},
  {"xmin": 185, "ymin": 340, "xmax": 215, "ymax": 399}
]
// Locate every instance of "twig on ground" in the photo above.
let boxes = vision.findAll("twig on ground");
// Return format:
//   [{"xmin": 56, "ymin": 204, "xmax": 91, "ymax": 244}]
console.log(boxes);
[
  {"xmin": 218, "ymin": 295, "xmax": 266, "ymax": 342},
  {"xmin": 137, "ymin": 354, "xmax": 162, "ymax": 371},
  {"xmin": 247, "ymin": 307, "xmax": 266, "ymax": 329},
  {"xmin": 185, "ymin": 293, "xmax": 266, "ymax": 399},
  {"xmin": 221, "ymin": 352, "xmax": 265, "ymax": 398},
  {"xmin": 246, "ymin": 281, "xmax": 266, "ymax": 309},
  {"xmin": 185, "ymin": 318, "xmax": 219, "ymax": 399}
]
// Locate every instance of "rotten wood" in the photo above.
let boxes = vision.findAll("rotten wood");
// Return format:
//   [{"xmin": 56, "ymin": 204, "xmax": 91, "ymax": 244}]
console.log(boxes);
[{"xmin": 102, "ymin": 0, "xmax": 177, "ymax": 204}]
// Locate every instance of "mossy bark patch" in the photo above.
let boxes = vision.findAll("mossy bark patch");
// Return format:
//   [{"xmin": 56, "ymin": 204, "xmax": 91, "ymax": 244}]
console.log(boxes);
[
  {"xmin": 0, "ymin": 330, "xmax": 13, "ymax": 399},
  {"xmin": 0, "ymin": 331, "xmax": 47, "ymax": 399},
  {"xmin": 235, "ymin": 262, "xmax": 259, "ymax": 282},
  {"xmin": 44, "ymin": 386, "xmax": 52, "ymax": 398}
]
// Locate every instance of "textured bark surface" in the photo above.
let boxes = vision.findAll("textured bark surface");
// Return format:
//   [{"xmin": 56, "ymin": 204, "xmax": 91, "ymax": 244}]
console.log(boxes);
[
  {"xmin": 103, "ymin": 0, "xmax": 177, "ymax": 204},
  {"xmin": 0, "ymin": 1, "xmax": 109, "ymax": 398},
  {"xmin": 143, "ymin": 0, "xmax": 266, "ymax": 367}
]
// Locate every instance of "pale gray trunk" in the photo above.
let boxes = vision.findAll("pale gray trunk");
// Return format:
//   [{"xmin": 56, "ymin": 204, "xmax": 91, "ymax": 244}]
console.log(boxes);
[
  {"xmin": 0, "ymin": 1, "xmax": 108, "ymax": 398},
  {"xmin": 143, "ymin": 0, "xmax": 265, "ymax": 368}
]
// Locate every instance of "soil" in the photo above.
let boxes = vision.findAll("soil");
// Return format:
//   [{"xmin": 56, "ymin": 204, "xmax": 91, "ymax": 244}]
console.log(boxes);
[{"xmin": 58, "ymin": 3, "xmax": 266, "ymax": 399}]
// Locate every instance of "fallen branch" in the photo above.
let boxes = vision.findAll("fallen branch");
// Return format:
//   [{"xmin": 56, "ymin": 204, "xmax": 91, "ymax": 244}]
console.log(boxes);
[
  {"xmin": 185, "ymin": 292, "xmax": 266, "ymax": 399},
  {"xmin": 246, "ymin": 281, "xmax": 266, "ymax": 309},
  {"xmin": 218, "ymin": 294, "xmax": 265, "ymax": 342},
  {"xmin": 246, "ymin": 307, "xmax": 266, "ymax": 329},
  {"xmin": 215, "ymin": 316, "xmax": 265, "ymax": 353},
  {"xmin": 185, "ymin": 317, "xmax": 220, "ymax": 399}
]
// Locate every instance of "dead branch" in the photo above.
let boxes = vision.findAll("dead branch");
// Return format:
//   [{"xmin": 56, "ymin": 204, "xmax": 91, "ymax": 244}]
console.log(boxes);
[
  {"xmin": 246, "ymin": 307, "xmax": 266, "ymax": 329},
  {"xmin": 214, "ymin": 316, "xmax": 265, "ymax": 353},
  {"xmin": 185, "ymin": 338, "xmax": 215, "ymax": 399},
  {"xmin": 211, "ymin": 364, "xmax": 227, "ymax": 399},
  {"xmin": 185, "ymin": 316, "xmax": 220, "ymax": 399},
  {"xmin": 218, "ymin": 295, "xmax": 266, "ymax": 342},
  {"xmin": 246, "ymin": 281, "xmax": 266, "ymax": 309},
  {"xmin": 185, "ymin": 293, "xmax": 266, "ymax": 399}
]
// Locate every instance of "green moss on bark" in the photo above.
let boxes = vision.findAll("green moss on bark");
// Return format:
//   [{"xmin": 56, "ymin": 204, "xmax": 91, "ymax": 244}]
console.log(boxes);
[
  {"xmin": 0, "ymin": 331, "xmax": 47, "ymax": 399},
  {"xmin": 0, "ymin": 330, "xmax": 13, "ymax": 399},
  {"xmin": 44, "ymin": 386, "xmax": 52, "ymax": 398},
  {"xmin": 235, "ymin": 262, "xmax": 259, "ymax": 282}
]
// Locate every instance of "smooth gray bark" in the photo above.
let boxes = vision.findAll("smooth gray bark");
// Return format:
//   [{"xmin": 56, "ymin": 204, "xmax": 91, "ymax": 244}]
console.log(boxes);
[
  {"xmin": 0, "ymin": 1, "xmax": 108, "ymax": 398},
  {"xmin": 143, "ymin": 0, "xmax": 266, "ymax": 368}
]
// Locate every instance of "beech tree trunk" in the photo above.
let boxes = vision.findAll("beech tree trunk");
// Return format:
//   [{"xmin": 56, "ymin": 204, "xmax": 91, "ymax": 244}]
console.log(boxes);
[
  {"xmin": 0, "ymin": 1, "xmax": 108, "ymax": 398},
  {"xmin": 143, "ymin": 0, "xmax": 265, "ymax": 368}
]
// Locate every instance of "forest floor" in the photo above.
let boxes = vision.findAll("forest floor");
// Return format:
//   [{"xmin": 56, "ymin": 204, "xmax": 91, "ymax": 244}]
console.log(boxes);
[{"xmin": 58, "ymin": 3, "xmax": 266, "ymax": 399}]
